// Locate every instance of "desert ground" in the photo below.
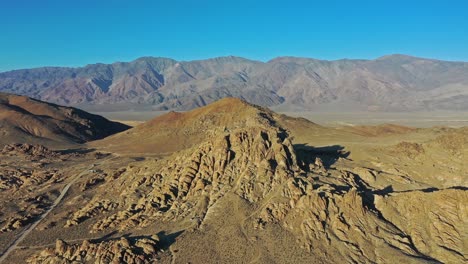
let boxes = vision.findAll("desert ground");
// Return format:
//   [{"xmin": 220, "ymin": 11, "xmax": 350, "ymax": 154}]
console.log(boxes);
[
  {"xmin": 0, "ymin": 98, "xmax": 466, "ymax": 263},
  {"xmin": 82, "ymin": 104, "xmax": 468, "ymax": 128}
]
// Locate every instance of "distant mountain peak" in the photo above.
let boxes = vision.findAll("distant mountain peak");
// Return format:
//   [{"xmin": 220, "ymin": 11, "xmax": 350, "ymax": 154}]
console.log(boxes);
[
  {"xmin": 376, "ymin": 54, "xmax": 422, "ymax": 61},
  {"xmin": 132, "ymin": 56, "xmax": 178, "ymax": 63},
  {"xmin": 267, "ymin": 56, "xmax": 319, "ymax": 64},
  {"xmin": 0, "ymin": 54, "xmax": 467, "ymax": 112}
]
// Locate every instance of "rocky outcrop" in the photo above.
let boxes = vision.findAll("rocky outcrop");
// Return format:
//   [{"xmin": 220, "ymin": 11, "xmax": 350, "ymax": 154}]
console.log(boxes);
[
  {"xmin": 1, "ymin": 195, "xmax": 52, "ymax": 232},
  {"xmin": 71, "ymin": 124, "xmax": 437, "ymax": 262},
  {"xmin": 2, "ymin": 144, "xmax": 60, "ymax": 159},
  {"xmin": 65, "ymin": 199, "xmax": 118, "ymax": 227},
  {"xmin": 0, "ymin": 166, "xmax": 60, "ymax": 190},
  {"xmin": 27, "ymin": 236, "xmax": 160, "ymax": 264},
  {"xmin": 375, "ymin": 189, "xmax": 468, "ymax": 263},
  {"xmin": 19, "ymin": 99, "xmax": 467, "ymax": 264},
  {"xmin": 92, "ymin": 125, "xmax": 299, "ymax": 232}
]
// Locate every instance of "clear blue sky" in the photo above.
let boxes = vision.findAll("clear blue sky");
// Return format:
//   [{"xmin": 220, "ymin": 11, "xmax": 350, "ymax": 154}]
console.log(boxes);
[{"xmin": 1, "ymin": 0, "xmax": 467, "ymax": 72}]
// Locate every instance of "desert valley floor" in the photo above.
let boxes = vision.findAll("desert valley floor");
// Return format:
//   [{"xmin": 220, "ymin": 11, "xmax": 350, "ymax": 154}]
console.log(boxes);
[{"xmin": 0, "ymin": 94, "xmax": 466, "ymax": 263}]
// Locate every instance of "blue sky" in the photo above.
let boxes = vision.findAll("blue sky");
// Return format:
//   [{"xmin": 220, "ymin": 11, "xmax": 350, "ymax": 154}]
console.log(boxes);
[{"xmin": 1, "ymin": 0, "xmax": 467, "ymax": 72}]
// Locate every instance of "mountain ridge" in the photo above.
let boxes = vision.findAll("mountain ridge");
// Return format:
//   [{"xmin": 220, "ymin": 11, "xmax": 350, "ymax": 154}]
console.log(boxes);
[
  {"xmin": 1, "ymin": 54, "xmax": 468, "ymax": 111},
  {"xmin": 4, "ymin": 54, "xmax": 466, "ymax": 73}
]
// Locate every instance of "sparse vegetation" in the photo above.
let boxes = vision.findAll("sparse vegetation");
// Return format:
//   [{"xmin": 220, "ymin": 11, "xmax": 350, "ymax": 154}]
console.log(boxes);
[{"xmin": 0, "ymin": 98, "xmax": 466, "ymax": 263}]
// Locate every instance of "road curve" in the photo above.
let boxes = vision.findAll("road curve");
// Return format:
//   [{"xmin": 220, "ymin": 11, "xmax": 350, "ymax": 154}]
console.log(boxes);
[{"xmin": 0, "ymin": 166, "xmax": 92, "ymax": 263}]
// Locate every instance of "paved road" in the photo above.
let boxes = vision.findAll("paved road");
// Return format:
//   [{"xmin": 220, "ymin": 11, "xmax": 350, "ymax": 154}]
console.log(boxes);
[{"xmin": 0, "ymin": 166, "xmax": 92, "ymax": 263}]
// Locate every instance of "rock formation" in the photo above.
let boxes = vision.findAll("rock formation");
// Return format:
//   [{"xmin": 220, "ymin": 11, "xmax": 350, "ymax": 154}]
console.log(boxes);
[
  {"xmin": 27, "ymin": 236, "xmax": 160, "ymax": 264},
  {"xmin": 4, "ymin": 98, "xmax": 466, "ymax": 263}
]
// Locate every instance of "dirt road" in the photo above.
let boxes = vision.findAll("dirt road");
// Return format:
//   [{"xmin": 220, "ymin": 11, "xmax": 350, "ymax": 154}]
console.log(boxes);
[{"xmin": 0, "ymin": 166, "xmax": 92, "ymax": 263}]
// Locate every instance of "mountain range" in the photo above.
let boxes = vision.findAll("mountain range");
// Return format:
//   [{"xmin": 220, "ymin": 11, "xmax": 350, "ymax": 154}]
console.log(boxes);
[{"xmin": 1, "ymin": 54, "xmax": 467, "ymax": 111}]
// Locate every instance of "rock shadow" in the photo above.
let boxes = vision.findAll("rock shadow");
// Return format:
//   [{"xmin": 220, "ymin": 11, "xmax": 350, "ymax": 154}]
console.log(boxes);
[
  {"xmin": 374, "ymin": 186, "xmax": 467, "ymax": 196},
  {"xmin": 373, "ymin": 185, "xmax": 394, "ymax": 195},
  {"xmin": 156, "ymin": 230, "xmax": 184, "ymax": 250},
  {"xmin": 449, "ymin": 186, "xmax": 468, "ymax": 191},
  {"xmin": 293, "ymin": 144, "xmax": 350, "ymax": 169},
  {"xmin": 91, "ymin": 230, "xmax": 183, "ymax": 250},
  {"xmin": 57, "ymin": 148, "xmax": 96, "ymax": 155}
]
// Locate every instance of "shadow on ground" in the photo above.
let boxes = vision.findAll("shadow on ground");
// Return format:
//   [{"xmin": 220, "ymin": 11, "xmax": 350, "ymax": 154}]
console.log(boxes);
[
  {"xmin": 57, "ymin": 148, "xmax": 97, "ymax": 155},
  {"xmin": 90, "ymin": 230, "xmax": 184, "ymax": 250},
  {"xmin": 293, "ymin": 144, "xmax": 350, "ymax": 169}
]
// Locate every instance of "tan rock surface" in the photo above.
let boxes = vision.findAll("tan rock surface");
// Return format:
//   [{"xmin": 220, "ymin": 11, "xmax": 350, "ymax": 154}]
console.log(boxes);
[{"xmin": 1, "ymin": 98, "xmax": 466, "ymax": 263}]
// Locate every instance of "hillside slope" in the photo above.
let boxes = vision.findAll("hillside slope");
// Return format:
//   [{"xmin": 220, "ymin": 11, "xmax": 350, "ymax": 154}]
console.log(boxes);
[
  {"xmin": 92, "ymin": 97, "xmax": 321, "ymax": 154},
  {"xmin": 0, "ymin": 92, "xmax": 130, "ymax": 146}
]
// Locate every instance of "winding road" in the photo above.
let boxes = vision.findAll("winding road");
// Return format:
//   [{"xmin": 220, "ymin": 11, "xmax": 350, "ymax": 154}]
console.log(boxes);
[{"xmin": 0, "ymin": 165, "xmax": 93, "ymax": 263}]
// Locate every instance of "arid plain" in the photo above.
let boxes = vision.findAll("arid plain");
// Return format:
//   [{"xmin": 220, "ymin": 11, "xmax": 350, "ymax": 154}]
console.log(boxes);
[{"xmin": 90, "ymin": 108, "xmax": 468, "ymax": 128}]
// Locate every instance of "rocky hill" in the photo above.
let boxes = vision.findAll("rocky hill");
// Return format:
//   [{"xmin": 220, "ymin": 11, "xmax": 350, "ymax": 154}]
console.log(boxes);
[
  {"xmin": 0, "ymin": 99, "xmax": 465, "ymax": 263},
  {"xmin": 0, "ymin": 92, "xmax": 130, "ymax": 146},
  {"xmin": 31, "ymin": 98, "xmax": 462, "ymax": 263},
  {"xmin": 1, "ymin": 54, "xmax": 468, "ymax": 111},
  {"xmin": 92, "ymin": 97, "xmax": 322, "ymax": 154}
]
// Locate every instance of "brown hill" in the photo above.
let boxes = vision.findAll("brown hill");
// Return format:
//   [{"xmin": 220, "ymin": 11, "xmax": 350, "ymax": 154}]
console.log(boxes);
[
  {"xmin": 0, "ymin": 92, "xmax": 130, "ymax": 146},
  {"xmin": 92, "ymin": 97, "xmax": 321, "ymax": 154}
]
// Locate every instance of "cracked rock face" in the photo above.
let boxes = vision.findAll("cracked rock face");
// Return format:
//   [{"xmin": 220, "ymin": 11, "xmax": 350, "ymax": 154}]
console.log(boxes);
[{"xmin": 91, "ymin": 125, "xmax": 298, "ymax": 232}]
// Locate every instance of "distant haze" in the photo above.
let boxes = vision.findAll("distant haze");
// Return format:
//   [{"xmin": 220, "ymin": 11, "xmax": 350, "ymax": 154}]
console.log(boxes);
[{"xmin": 1, "ymin": 54, "xmax": 468, "ymax": 112}]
